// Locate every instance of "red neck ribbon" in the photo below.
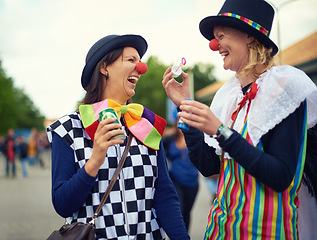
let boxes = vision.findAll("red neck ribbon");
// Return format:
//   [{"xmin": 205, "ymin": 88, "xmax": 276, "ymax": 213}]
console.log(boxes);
[{"xmin": 231, "ymin": 82, "xmax": 258, "ymax": 121}]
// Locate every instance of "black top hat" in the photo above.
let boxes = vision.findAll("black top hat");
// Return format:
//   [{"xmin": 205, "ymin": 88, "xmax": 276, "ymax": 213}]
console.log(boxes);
[
  {"xmin": 81, "ymin": 34, "xmax": 148, "ymax": 89},
  {"xmin": 199, "ymin": 0, "xmax": 278, "ymax": 56}
]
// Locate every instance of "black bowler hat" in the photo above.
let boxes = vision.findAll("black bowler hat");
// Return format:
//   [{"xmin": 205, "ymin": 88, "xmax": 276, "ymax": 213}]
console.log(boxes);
[
  {"xmin": 199, "ymin": 0, "xmax": 278, "ymax": 56},
  {"xmin": 81, "ymin": 34, "xmax": 148, "ymax": 89}
]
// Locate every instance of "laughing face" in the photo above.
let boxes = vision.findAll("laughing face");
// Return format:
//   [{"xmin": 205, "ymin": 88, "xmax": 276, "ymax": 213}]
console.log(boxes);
[
  {"xmin": 213, "ymin": 26, "xmax": 254, "ymax": 74},
  {"xmin": 102, "ymin": 47, "xmax": 142, "ymax": 104}
]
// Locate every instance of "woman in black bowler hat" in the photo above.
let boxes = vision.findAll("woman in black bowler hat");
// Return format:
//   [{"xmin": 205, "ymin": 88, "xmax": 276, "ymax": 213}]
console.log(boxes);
[
  {"xmin": 162, "ymin": 0, "xmax": 317, "ymax": 239},
  {"xmin": 47, "ymin": 34, "xmax": 189, "ymax": 240}
]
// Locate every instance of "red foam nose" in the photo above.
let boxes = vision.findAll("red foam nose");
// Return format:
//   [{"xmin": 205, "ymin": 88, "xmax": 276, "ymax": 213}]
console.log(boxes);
[
  {"xmin": 136, "ymin": 62, "xmax": 148, "ymax": 74},
  {"xmin": 209, "ymin": 39, "xmax": 219, "ymax": 51}
]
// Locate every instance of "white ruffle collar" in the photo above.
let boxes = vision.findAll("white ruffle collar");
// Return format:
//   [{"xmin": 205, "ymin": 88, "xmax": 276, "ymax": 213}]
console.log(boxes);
[{"xmin": 205, "ymin": 65, "xmax": 317, "ymax": 156}]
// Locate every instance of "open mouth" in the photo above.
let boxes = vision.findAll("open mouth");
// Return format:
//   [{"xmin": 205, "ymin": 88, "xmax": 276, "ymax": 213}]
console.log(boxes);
[
  {"xmin": 127, "ymin": 76, "xmax": 138, "ymax": 84},
  {"xmin": 220, "ymin": 51, "xmax": 229, "ymax": 58}
]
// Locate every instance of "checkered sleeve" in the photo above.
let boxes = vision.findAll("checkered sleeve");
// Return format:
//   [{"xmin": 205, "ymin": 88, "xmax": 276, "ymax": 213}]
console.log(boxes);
[
  {"xmin": 47, "ymin": 113, "xmax": 97, "ymax": 218},
  {"xmin": 47, "ymin": 114, "xmax": 78, "ymax": 146}
]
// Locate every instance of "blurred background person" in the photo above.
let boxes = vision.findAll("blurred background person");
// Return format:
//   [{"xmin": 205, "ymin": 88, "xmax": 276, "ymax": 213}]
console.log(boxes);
[
  {"xmin": 163, "ymin": 119, "xmax": 199, "ymax": 232},
  {"xmin": 0, "ymin": 136, "xmax": 5, "ymax": 173},
  {"xmin": 3, "ymin": 129, "xmax": 16, "ymax": 178},
  {"xmin": 204, "ymin": 175, "xmax": 218, "ymax": 204},
  {"xmin": 17, "ymin": 135, "xmax": 29, "ymax": 178},
  {"xmin": 298, "ymin": 124, "xmax": 317, "ymax": 240},
  {"xmin": 36, "ymin": 131, "xmax": 47, "ymax": 168},
  {"xmin": 28, "ymin": 128, "xmax": 37, "ymax": 166}
]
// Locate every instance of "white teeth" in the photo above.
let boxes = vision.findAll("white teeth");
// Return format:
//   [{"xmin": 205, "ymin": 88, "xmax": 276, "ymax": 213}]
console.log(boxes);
[
  {"xmin": 128, "ymin": 76, "xmax": 138, "ymax": 81},
  {"xmin": 128, "ymin": 76, "xmax": 138, "ymax": 84}
]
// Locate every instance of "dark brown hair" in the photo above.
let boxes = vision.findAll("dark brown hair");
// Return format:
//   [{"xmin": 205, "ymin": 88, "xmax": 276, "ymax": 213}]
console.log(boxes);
[{"xmin": 82, "ymin": 48, "xmax": 124, "ymax": 104}]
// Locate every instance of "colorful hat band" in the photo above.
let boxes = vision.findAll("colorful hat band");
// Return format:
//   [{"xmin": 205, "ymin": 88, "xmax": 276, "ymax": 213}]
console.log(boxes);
[{"xmin": 219, "ymin": 13, "xmax": 270, "ymax": 37}]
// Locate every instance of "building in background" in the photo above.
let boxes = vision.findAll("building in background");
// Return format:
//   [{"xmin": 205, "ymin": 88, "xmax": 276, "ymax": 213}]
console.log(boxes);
[{"xmin": 281, "ymin": 31, "xmax": 317, "ymax": 85}]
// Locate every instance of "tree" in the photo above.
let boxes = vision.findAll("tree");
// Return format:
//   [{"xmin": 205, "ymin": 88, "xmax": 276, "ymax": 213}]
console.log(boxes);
[
  {"xmin": 184, "ymin": 62, "xmax": 217, "ymax": 105},
  {"xmin": 133, "ymin": 56, "xmax": 169, "ymax": 118},
  {"xmin": 0, "ymin": 59, "xmax": 45, "ymax": 135}
]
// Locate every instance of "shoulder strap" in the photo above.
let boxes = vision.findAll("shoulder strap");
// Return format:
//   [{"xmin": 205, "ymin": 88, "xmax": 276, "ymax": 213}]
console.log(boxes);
[{"xmin": 90, "ymin": 134, "xmax": 133, "ymax": 223}]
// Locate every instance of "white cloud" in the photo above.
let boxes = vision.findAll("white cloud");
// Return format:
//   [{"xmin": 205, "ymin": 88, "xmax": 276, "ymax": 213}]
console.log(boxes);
[{"xmin": 0, "ymin": 0, "xmax": 316, "ymax": 119}]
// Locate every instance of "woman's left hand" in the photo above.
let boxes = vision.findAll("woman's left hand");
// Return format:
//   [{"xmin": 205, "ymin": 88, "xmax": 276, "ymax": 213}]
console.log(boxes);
[
  {"xmin": 162, "ymin": 66, "xmax": 191, "ymax": 107},
  {"xmin": 85, "ymin": 117, "xmax": 125, "ymax": 177},
  {"xmin": 178, "ymin": 99, "xmax": 222, "ymax": 136}
]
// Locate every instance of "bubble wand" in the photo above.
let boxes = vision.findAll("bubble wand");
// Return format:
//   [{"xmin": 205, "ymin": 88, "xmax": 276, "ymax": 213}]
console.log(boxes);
[{"xmin": 171, "ymin": 57, "xmax": 186, "ymax": 77}]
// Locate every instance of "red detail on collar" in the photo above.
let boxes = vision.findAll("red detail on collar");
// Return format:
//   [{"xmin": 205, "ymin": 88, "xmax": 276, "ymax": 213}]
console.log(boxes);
[
  {"xmin": 231, "ymin": 83, "xmax": 258, "ymax": 121},
  {"xmin": 85, "ymin": 121, "xmax": 99, "ymax": 141}
]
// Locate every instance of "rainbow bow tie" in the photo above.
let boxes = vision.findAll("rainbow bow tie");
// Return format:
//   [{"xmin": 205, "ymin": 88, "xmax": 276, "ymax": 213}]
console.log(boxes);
[{"xmin": 79, "ymin": 99, "xmax": 166, "ymax": 150}]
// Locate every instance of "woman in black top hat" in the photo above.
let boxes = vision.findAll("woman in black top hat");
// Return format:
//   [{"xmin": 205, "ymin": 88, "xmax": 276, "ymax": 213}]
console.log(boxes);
[
  {"xmin": 47, "ymin": 34, "xmax": 189, "ymax": 240},
  {"xmin": 162, "ymin": 0, "xmax": 317, "ymax": 239}
]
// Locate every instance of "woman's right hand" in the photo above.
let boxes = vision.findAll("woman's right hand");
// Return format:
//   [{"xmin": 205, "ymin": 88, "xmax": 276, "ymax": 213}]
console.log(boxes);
[
  {"xmin": 85, "ymin": 117, "xmax": 125, "ymax": 177},
  {"xmin": 178, "ymin": 99, "xmax": 222, "ymax": 136},
  {"xmin": 162, "ymin": 66, "xmax": 191, "ymax": 107}
]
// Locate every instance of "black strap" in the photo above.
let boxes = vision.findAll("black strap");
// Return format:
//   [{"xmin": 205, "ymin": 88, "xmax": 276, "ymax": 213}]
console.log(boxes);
[{"xmin": 90, "ymin": 134, "xmax": 133, "ymax": 222}]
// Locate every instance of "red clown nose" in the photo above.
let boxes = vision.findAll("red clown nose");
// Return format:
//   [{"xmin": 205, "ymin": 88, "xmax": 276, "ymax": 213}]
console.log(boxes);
[
  {"xmin": 136, "ymin": 62, "xmax": 148, "ymax": 74},
  {"xmin": 209, "ymin": 39, "xmax": 219, "ymax": 51}
]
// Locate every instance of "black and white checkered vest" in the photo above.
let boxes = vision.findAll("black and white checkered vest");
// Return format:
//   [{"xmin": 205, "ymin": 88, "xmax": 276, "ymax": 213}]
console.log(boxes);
[{"xmin": 47, "ymin": 112, "xmax": 165, "ymax": 240}]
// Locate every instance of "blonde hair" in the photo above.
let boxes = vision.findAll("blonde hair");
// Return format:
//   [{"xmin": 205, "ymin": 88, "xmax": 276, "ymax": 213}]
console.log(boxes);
[{"xmin": 237, "ymin": 39, "xmax": 276, "ymax": 79}]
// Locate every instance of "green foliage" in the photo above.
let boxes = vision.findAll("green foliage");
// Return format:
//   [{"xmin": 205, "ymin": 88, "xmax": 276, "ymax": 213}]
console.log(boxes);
[
  {"xmin": 184, "ymin": 62, "xmax": 217, "ymax": 105},
  {"xmin": 132, "ymin": 56, "xmax": 217, "ymax": 119},
  {"xmin": 0, "ymin": 54, "xmax": 217, "ymax": 136},
  {"xmin": 0, "ymin": 59, "xmax": 45, "ymax": 135},
  {"xmin": 133, "ymin": 56, "xmax": 168, "ymax": 118},
  {"xmin": 187, "ymin": 63, "xmax": 217, "ymax": 93}
]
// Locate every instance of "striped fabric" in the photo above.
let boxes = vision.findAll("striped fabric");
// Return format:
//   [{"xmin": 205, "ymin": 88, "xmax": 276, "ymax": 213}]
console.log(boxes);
[
  {"xmin": 205, "ymin": 105, "xmax": 307, "ymax": 239},
  {"xmin": 219, "ymin": 13, "xmax": 270, "ymax": 37},
  {"xmin": 79, "ymin": 99, "xmax": 166, "ymax": 150}
]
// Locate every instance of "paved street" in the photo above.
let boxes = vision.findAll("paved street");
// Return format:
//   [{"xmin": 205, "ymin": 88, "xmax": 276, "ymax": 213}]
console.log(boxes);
[
  {"xmin": 0, "ymin": 151, "xmax": 62, "ymax": 240},
  {"xmin": 0, "ymin": 151, "xmax": 211, "ymax": 240}
]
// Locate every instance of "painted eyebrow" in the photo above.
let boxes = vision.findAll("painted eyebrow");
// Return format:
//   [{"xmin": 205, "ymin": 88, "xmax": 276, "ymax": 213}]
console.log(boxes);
[{"xmin": 124, "ymin": 55, "xmax": 141, "ymax": 62}]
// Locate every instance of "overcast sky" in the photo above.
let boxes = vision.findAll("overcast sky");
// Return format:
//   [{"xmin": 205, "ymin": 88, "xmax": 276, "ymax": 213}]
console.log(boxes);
[{"xmin": 0, "ymin": 0, "xmax": 316, "ymax": 120}]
